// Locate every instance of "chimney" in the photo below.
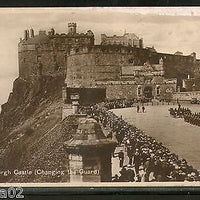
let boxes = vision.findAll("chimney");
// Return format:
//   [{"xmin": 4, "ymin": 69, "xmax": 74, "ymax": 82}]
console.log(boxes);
[
  {"xmin": 139, "ymin": 38, "xmax": 143, "ymax": 48},
  {"xmin": 24, "ymin": 30, "xmax": 29, "ymax": 40},
  {"xmin": 27, "ymin": 30, "xmax": 29, "ymax": 38},
  {"xmin": 30, "ymin": 28, "xmax": 34, "ymax": 38}
]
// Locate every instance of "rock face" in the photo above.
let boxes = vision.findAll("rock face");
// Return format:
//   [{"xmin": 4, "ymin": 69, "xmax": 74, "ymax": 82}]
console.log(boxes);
[
  {"xmin": 0, "ymin": 74, "xmax": 81, "ymax": 183},
  {"xmin": 0, "ymin": 74, "xmax": 65, "ymax": 135}
]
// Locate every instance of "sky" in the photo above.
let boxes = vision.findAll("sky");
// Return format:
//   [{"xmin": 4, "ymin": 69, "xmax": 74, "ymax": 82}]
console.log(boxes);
[{"xmin": 1, "ymin": 7, "xmax": 200, "ymax": 107}]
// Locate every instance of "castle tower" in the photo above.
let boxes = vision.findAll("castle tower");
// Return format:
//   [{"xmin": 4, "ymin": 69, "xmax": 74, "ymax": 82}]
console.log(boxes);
[{"xmin": 68, "ymin": 22, "xmax": 77, "ymax": 34}]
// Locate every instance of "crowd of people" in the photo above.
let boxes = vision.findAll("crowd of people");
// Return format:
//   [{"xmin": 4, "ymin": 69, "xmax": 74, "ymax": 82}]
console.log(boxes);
[
  {"xmin": 82, "ymin": 104, "xmax": 200, "ymax": 182},
  {"xmin": 104, "ymin": 99, "xmax": 134, "ymax": 110},
  {"xmin": 101, "ymin": 99, "xmax": 146, "ymax": 113}
]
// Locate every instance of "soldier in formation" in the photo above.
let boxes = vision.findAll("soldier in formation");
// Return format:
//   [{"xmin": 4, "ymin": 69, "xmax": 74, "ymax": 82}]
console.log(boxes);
[
  {"xmin": 169, "ymin": 106, "xmax": 191, "ymax": 118},
  {"xmin": 184, "ymin": 112, "xmax": 200, "ymax": 126},
  {"xmin": 169, "ymin": 105, "xmax": 200, "ymax": 126}
]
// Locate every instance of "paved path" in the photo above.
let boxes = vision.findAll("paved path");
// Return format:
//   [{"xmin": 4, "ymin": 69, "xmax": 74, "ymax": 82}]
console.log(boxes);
[{"xmin": 112, "ymin": 104, "xmax": 200, "ymax": 170}]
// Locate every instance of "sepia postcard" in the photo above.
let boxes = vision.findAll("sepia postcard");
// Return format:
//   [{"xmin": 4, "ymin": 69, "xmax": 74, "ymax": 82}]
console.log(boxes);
[{"xmin": 0, "ymin": 7, "xmax": 200, "ymax": 187}]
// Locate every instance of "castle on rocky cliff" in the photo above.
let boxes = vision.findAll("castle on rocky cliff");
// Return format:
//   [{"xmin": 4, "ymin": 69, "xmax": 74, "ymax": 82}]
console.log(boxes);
[{"xmin": 18, "ymin": 22, "xmax": 198, "ymax": 104}]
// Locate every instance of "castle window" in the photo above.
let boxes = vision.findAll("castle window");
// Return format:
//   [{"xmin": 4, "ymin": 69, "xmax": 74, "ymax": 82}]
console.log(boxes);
[
  {"xmin": 64, "ymin": 55, "xmax": 67, "ymax": 62},
  {"xmin": 156, "ymin": 85, "xmax": 160, "ymax": 96},
  {"xmin": 128, "ymin": 58, "xmax": 134, "ymax": 64},
  {"xmin": 36, "ymin": 56, "xmax": 41, "ymax": 62},
  {"xmin": 137, "ymin": 85, "xmax": 142, "ymax": 97}
]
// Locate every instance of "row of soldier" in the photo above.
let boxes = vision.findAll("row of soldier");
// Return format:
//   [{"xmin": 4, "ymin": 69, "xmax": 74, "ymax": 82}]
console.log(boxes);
[
  {"xmin": 169, "ymin": 105, "xmax": 200, "ymax": 126},
  {"xmin": 184, "ymin": 112, "xmax": 200, "ymax": 126},
  {"xmin": 83, "ymin": 104, "xmax": 199, "ymax": 182},
  {"xmin": 169, "ymin": 105, "xmax": 191, "ymax": 118}
]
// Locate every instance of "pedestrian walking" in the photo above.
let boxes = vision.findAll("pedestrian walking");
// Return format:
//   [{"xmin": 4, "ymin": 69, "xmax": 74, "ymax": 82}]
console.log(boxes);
[{"xmin": 142, "ymin": 105, "xmax": 145, "ymax": 113}]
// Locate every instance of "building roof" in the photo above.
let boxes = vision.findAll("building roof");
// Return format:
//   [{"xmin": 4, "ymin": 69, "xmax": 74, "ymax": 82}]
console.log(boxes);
[
  {"xmin": 174, "ymin": 51, "xmax": 183, "ymax": 56},
  {"xmin": 124, "ymin": 33, "xmax": 140, "ymax": 40},
  {"xmin": 64, "ymin": 118, "xmax": 116, "ymax": 153},
  {"xmin": 102, "ymin": 32, "xmax": 140, "ymax": 40},
  {"xmin": 23, "ymin": 34, "xmax": 50, "ymax": 44}
]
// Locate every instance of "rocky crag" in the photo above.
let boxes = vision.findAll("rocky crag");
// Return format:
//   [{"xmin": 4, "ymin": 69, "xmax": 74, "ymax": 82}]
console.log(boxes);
[{"xmin": 0, "ymin": 74, "xmax": 78, "ymax": 182}]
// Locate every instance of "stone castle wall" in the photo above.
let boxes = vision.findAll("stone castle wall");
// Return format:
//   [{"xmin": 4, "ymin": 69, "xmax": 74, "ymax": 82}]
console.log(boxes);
[
  {"xmin": 66, "ymin": 51, "xmax": 126, "ymax": 88},
  {"xmin": 65, "ymin": 45, "xmax": 195, "ymax": 89},
  {"xmin": 66, "ymin": 45, "xmax": 156, "ymax": 89},
  {"xmin": 104, "ymin": 84, "xmax": 138, "ymax": 100},
  {"xmin": 95, "ymin": 81, "xmax": 176, "ymax": 100},
  {"xmin": 18, "ymin": 50, "xmax": 38, "ymax": 78},
  {"xmin": 66, "ymin": 45, "xmax": 154, "ymax": 89}
]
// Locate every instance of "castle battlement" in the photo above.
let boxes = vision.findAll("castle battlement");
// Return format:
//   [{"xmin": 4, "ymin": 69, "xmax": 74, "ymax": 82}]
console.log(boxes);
[
  {"xmin": 19, "ymin": 22, "xmax": 94, "ymax": 49},
  {"xmin": 67, "ymin": 44, "xmax": 196, "ymax": 65}
]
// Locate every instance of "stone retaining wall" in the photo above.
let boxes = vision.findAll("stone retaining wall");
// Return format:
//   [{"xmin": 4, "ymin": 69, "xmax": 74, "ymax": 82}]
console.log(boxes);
[{"xmin": 173, "ymin": 91, "xmax": 200, "ymax": 101}]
